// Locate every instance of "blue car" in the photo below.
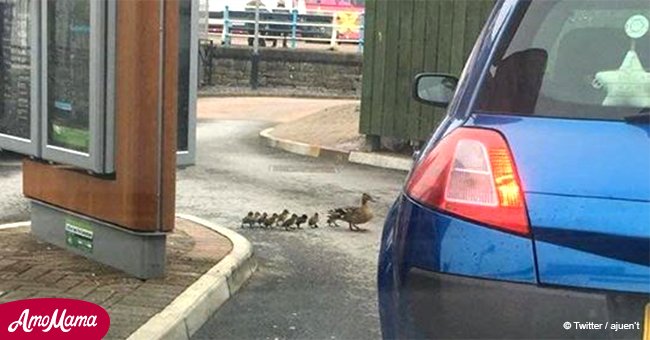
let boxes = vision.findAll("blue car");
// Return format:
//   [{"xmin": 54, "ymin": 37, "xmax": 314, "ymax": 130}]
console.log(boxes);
[{"xmin": 378, "ymin": 0, "xmax": 650, "ymax": 338}]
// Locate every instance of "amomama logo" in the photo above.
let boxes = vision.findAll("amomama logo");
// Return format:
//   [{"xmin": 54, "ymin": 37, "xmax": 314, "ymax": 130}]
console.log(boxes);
[{"xmin": 0, "ymin": 298, "xmax": 110, "ymax": 339}]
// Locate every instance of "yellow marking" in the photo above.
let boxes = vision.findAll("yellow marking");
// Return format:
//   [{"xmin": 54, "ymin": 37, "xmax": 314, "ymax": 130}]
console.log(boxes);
[{"xmin": 336, "ymin": 12, "xmax": 360, "ymax": 34}]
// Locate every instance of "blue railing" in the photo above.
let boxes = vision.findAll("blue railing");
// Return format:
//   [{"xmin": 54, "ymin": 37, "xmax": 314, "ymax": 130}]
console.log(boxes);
[{"xmin": 209, "ymin": 7, "xmax": 365, "ymax": 53}]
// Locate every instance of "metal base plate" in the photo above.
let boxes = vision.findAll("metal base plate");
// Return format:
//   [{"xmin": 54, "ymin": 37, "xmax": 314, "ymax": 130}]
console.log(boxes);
[{"xmin": 30, "ymin": 201, "xmax": 166, "ymax": 279}]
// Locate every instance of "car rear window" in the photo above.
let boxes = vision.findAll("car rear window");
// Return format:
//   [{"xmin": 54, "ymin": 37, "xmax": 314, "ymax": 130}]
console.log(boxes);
[{"xmin": 476, "ymin": 0, "xmax": 650, "ymax": 120}]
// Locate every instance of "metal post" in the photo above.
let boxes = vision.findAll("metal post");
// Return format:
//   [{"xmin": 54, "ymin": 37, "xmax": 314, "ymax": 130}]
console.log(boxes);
[
  {"xmin": 291, "ymin": 9, "xmax": 297, "ymax": 49},
  {"xmin": 358, "ymin": 12, "xmax": 364, "ymax": 53},
  {"xmin": 207, "ymin": 40, "xmax": 214, "ymax": 86},
  {"xmin": 222, "ymin": 5, "xmax": 230, "ymax": 46},
  {"xmin": 250, "ymin": 1, "xmax": 260, "ymax": 89},
  {"xmin": 253, "ymin": 1, "xmax": 260, "ymax": 53},
  {"xmin": 329, "ymin": 13, "xmax": 337, "ymax": 49}
]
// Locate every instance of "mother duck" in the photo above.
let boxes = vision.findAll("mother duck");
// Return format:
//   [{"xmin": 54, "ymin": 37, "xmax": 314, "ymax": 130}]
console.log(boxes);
[{"xmin": 327, "ymin": 193, "xmax": 376, "ymax": 231}]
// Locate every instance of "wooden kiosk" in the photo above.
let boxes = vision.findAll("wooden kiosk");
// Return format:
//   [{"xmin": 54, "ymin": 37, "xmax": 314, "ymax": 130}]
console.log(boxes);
[{"xmin": 0, "ymin": 0, "xmax": 196, "ymax": 279}]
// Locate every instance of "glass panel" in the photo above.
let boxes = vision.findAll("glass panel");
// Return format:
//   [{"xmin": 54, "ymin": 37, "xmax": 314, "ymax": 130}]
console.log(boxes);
[
  {"xmin": 0, "ymin": 0, "xmax": 31, "ymax": 140},
  {"xmin": 177, "ymin": 0, "xmax": 191, "ymax": 152},
  {"xmin": 47, "ymin": 0, "xmax": 90, "ymax": 153},
  {"xmin": 476, "ymin": 0, "xmax": 650, "ymax": 120}
]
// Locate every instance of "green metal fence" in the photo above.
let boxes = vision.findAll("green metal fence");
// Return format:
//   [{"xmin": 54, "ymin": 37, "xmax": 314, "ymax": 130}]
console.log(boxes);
[{"xmin": 359, "ymin": 0, "xmax": 494, "ymax": 142}]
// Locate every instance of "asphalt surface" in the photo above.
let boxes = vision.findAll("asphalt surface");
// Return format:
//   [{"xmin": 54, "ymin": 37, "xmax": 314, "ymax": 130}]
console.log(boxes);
[{"xmin": 182, "ymin": 121, "xmax": 405, "ymax": 339}]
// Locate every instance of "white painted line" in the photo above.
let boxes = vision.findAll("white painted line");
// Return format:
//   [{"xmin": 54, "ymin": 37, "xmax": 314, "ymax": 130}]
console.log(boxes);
[{"xmin": 0, "ymin": 221, "xmax": 30, "ymax": 230}]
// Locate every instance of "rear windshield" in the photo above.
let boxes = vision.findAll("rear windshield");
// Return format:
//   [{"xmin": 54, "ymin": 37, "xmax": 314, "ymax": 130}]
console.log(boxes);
[{"xmin": 476, "ymin": 0, "xmax": 650, "ymax": 120}]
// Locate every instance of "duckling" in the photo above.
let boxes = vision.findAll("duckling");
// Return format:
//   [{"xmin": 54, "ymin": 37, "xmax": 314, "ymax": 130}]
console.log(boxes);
[
  {"xmin": 308, "ymin": 213, "xmax": 320, "ymax": 228},
  {"xmin": 276, "ymin": 209, "xmax": 290, "ymax": 226},
  {"xmin": 281, "ymin": 214, "xmax": 298, "ymax": 231},
  {"xmin": 295, "ymin": 214, "xmax": 308, "ymax": 229},
  {"xmin": 251, "ymin": 212, "xmax": 261, "ymax": 228},
  {"xmin": 241, "ymin": 211, "xmax": 254, "ymax": 228},
  {"xmin": 327, "ymin": 193, "xmax": 376, "ymax": 232},
  {"xmin": 263, "ymin": 213, "xmax": 278, "ymax": 229},
  {"xmin": 326, "ymin": 213, "xmax": 341, "ymax": 227},
  {"xmin": 256, "ymin": 212, "xmax": 268, "ymax": 228}
]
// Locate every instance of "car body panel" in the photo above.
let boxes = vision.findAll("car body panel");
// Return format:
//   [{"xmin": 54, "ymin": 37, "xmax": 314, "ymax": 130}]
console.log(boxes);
[
  {"xmin": 398, "ymin": 195, "xmax": 536, "ymax": 283},
  {"xmin": 534, "ymin": 240, "xmax": 650, "ymax": 294},
  {"xmin": 378, "ymin": 0, "xmax": 650, "ymax": 338},
  {"xmin": 463, "ymin": 114, "xmax": 650, "ymax": 293},
  {"xmin": 467, "ymin": 113, "xmax": 650, "ymax": 201},
  {"xmin": 402, "ymin": 268, "xmax": 647, "ymax": 339}
]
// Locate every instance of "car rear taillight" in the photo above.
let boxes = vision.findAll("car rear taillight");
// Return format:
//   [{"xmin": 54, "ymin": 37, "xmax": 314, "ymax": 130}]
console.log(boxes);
[{"xmin": 406, "ymin": 128, "xmax": 530, "ymax": 235}]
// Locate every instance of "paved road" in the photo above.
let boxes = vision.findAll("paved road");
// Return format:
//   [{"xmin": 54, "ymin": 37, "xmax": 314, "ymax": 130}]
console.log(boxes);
[{"xmin": 184, "ymin": 100, "xmax": 405, "ymax": 339}]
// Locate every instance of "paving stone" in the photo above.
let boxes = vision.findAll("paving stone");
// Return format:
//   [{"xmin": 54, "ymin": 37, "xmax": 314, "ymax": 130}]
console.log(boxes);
[
  {"xmin": 101, "ymin": 292, "xmax": 127, "ymax": 309},
  {"xmin": 0, "ymin": 272, "xmax": 16, "ymax": 280},
  {"xmin": 105, "ymin": 305, "xmax": 162, "ymax": 339},
  {"xmin": 17, "ymin": 266, "xmax": 51, "ymax": 280},
  {"xmin": 0, "ymin": 218, "xmax": 232, "ymax": 338},
  {"xmin": 81, "ymin": 289, "xmax": 115, "ymax": 305},
  {"xmin": 3, "ymin": 261, "xmax": 31, "ymax": 275},
  {"xmin": 0, "ymin": 259, "xmax": 17, "ymax": 270},
  {"xmin": 14, "ymin": 283, "xmax": 64, "ymax": 296},
  {"xmin": 66, "ymin": 282, "xmax": 100, "ymax": 296},
  {"xmin": 37, "ymin": 270, "xmax": 68, "ymax": 284},
  {"xmin": 55, "ymin": 276, "xmax": 84, "ymax": 290},
  {"xmin": 0, "ymin": 289, "xmax": 36, "ymax": 303},
  {"xmin": 0, "ymin": 280, "xmax": 21, "ymax": 291},
  {"xmin": 95, "ymin": 282, "xmax": 142, "ymax": 293},
  {"xmin": 116, "ymin": 285, "xmax": 188, "ymax": 310}
]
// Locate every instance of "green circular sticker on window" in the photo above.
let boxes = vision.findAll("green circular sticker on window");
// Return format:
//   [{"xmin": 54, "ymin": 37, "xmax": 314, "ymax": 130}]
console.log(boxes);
[{"xmin": 625, "ymin": 15, "xmax": 649, "ymax": 39}]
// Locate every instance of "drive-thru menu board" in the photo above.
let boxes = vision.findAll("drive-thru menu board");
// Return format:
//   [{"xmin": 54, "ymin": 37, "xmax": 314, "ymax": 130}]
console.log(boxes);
[
  {"xmin": 177, "ymin": 0, "xmax": 197, "ymax": 166},
  {"xmin": 0, "ymin": 0, "xmax": 37, "ymax": 154},
  {"xmin": 0, "ymin": 0, "xmax": 113, "ymax": 173},
  {"xmin": 47, "ymin": 0, "xmax": 91, "ymax": 153},
  {"xmin": 0, "ymin": 0, "xmax": 197, "ymax": 171},
  {"xmin": 41, "ymin": 0, "xmax": 114, "ymax": 173}
]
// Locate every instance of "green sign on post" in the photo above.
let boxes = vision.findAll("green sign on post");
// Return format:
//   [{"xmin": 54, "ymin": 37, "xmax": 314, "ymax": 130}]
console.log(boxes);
[{"xmin": 65, "ymin": 218, "xmax": 94, "ymax": 253}]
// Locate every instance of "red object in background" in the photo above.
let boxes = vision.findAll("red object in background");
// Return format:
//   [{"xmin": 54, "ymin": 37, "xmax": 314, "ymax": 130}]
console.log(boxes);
[
  {"xmin": 304, "ymin": 0, "xmax": 363, "ymax": 13},
  {"xmin": 304, "ymin": 0, "xmax": 364, "ymax": 40},
  {"xmin": 208, "ymin": 0, "xmax": 366, "ymax": 40},
  {"xmin": 0, "ymin": 298, "xmax": 110, "ymax": 340}
]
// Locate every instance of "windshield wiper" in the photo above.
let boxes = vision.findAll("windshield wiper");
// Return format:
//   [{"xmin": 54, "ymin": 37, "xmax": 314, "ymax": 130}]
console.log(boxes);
[{"xmin": 624, "ymin": 109, "xmax": 650, "ymax": 124}]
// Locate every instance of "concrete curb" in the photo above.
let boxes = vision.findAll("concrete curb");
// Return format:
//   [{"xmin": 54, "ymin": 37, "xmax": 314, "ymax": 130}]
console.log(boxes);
[
  {"xmin": 260, "ymin": 127, "xmax": 413, "ymax": 172},
  {"xmin": 127, "ymin": 214, "xmax": 256, "ymax": 340}
]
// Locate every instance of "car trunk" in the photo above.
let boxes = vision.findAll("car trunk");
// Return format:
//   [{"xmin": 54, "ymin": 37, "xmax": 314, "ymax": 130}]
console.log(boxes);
[{"xmin": 468, "ymin": 113, "xmax": 650, "ymax": 294}]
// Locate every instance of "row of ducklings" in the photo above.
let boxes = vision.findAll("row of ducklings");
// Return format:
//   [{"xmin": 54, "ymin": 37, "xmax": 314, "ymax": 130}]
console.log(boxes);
[
  {"xmin": 241, "ymin": 193, "xmax": 376, "ymax": 232},
  {"xmin": 241, "ymin": 210, "xmax": 327, "ymax": 231}
]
